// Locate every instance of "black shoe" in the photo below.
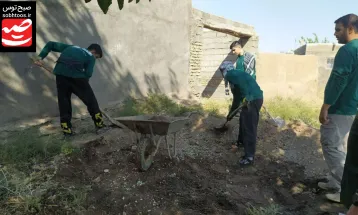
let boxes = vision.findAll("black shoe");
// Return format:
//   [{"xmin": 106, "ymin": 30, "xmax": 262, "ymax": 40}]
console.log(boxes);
[{"xmin": 239, "ymin": 156, "xmax": 254, "ymax": 167}]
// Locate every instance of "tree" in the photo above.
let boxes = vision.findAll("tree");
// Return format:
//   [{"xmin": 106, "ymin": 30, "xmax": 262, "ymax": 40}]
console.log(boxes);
[
  {"xmin": 85, "ymin": 0, "xmax": 152, "ymax": 14},
  {"xmin": 297, "ymin": 33, "xmax": 330, "ymax": 45}
]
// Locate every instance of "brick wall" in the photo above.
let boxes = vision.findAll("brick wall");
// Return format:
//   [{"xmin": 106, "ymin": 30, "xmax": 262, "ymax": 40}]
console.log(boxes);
[
  {"xmin": 188, "ymin": 14, "xmax": 204, "ymax": 98},
  {"xmin": 200, "ymin": 28, "xmax": 237, "ymax": 98},
  {"xmin": 189, "ymin": 9, "xmax": 258, "ymax": 99}
]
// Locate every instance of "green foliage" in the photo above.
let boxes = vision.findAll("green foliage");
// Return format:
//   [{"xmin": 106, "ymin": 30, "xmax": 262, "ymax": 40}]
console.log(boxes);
[
  {"xmin": 246, "ymin": 204, "xmax": 282, "ymax": 215},
  {"xmin": 264, "ymin": 96, "xmax": 321, "ymax": 128},
  {"xmin": 0, "ymin": 127, "xmax": 69, "ymax": 168},
  {"xmin": 299, "ymin": 33, "xmax": 330, "ymax": 44},
  {"xmin": 85, "ymin": 0, "xmax": 151, "ymax": 14},
  {"xmin": 116, "ymin": 93, "xmax": 233, "ymax": 118},
  {"xmin": 118, "ymin": 93, "xmax": 203, "ymax": 116}
]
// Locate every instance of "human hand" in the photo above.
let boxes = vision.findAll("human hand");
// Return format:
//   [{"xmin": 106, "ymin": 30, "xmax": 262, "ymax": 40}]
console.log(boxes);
[
  {"xmin": 319, "ymin": 104, "xmax": 330, "ymax": 125},
  {"xmin": 34, "ymin": 59, "xmax": 44, "ymax": 67},
  {"xmin": 347, "ymin": 204, "xmax": 358, "ymax": 215}
]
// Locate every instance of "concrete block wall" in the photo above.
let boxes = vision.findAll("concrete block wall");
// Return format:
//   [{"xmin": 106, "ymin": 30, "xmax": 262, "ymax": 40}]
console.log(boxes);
[
  {"xmin": 294, "ymin": 43, "xmax": 343, "ymax": 96},
  {"xmin": 188, "ymin": 12, "xmax": 204, "ymax": 98},
  {"xmin": 257, "ymin": 53, "xmax": 319, "ymax": 101},
  {"xmin": 189, "ymin": 8, "xmax": 258, "ymax": 99},
  {"xmin": 200, "ymin": 28, "xmax": 237, "ymax": 98}
]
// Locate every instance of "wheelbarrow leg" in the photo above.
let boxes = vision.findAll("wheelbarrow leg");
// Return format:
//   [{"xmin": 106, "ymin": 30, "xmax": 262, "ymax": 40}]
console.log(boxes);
[
  {"xmin": 165, "ymin": 135, "xmax": 172, "ymax": 159},
  {"xmin": 173, "ymin": 133, "xmax": 177, "ymax": 158}
]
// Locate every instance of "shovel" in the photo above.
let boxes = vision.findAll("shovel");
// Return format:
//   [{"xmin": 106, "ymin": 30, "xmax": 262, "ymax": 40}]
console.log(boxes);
[{"xmin": 214, "ymin": 103, "xmax": 245, "ymax": 132}]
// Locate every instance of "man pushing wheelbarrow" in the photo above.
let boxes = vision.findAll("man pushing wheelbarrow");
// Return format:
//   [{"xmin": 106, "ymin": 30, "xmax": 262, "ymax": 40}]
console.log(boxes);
[{"xmin": 216, "ymin": 61, "xmax": 264, "ymax": 167}]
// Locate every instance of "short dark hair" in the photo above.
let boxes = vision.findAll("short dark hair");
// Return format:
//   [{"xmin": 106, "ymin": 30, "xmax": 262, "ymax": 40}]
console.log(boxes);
[
  {"xmin": 335, "ymin": 14, "xmax": 358, "ymax": 32},
  {"xmin": 229, "ymin": 40, "xmax": 242, "ymax": 49},
  {"xmin": 87, "ymin": 43, "xmax": 103, "ymax": 58}
]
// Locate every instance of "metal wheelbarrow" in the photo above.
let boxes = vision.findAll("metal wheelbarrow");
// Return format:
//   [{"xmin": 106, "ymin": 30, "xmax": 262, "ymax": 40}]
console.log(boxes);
[{"xmin": 114, "ymin": 115, "xmax": 189, "ymax": 171}]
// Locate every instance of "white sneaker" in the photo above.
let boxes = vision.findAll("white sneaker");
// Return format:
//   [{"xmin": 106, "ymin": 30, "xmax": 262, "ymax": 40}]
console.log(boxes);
[
  {"xmin": 318, "ymin": 181, "xmax": 340, "ymax": 191},
  {"xmin": 325, "ymin": 192, "xmax": 341, "ymax": 203}
]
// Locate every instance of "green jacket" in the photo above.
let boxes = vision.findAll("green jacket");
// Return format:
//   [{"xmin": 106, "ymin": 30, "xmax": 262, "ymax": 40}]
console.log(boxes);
[
  {"xmin": 324, "ymin": 39, "xmax": 358, "ymax": 115},
  {"xmin": 38, "ymin": 41, "xmax": 96, "ymax": 79},
  {"xmin": 225, "ymin": 69, "xmax": 263, "ymax": 114}
]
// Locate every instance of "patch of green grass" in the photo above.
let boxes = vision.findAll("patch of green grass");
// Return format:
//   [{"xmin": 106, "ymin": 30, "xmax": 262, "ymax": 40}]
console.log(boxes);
[
  {"xmin": 118, "ymin": 93, "xmax": 232, "ymax": 118},
  {"xmin": 264, "ymin": 96, "xmax": 320, "ymax": 128},
  {"xmin": 246, "ymin": 204, "xmax": 282, "ymax": 215},
  {"xmin": 118, "ymin": 93, "xmax": 202, "ymax": 116},
  {"xmin": 0, "ymin": 127, "xmax": 71, "ymax": 167},
  {"xmin": 201, "ymin": 98, "xmax": 232, "ymax": 117}
]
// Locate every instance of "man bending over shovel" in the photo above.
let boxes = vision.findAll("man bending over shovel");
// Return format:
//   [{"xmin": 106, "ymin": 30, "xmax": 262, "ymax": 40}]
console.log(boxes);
[
  {"xmin": 33, "ymin": 41, "xmax": 107, "ymax": 136},
  {"xmin": 218, "ymin": 61, "xmax": 263, "ymax": 166}
]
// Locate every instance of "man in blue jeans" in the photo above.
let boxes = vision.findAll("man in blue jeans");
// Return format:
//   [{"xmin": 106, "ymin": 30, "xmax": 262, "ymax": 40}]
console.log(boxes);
[{"xmin": 220, "ymin": 61, "xmax": 263, "ymax": 166}]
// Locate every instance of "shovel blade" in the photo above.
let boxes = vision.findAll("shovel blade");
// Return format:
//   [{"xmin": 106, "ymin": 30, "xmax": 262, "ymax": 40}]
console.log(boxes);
[{"xmin": 214, "ymin": 124, "xmax": 229, "ymax": 132}]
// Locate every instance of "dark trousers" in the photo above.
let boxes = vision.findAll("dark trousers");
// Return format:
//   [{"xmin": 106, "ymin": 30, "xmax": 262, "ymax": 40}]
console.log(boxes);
[
  {"xmin": 237, "ymin": 98, "xmax": 263, "ymax": 158},
  {"xmin": 341, "ymin": 116, "xmax": 358, "ymax": 208},
  {"xmin": 56, "ymin": 75, "xmax": 101, "ymax": 128}
]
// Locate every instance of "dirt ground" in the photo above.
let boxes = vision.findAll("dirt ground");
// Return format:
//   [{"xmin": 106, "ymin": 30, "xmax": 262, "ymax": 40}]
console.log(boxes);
[
  {"xmin": 0, "ymin": 109, "xmax": 348, "ymax": 215},
  {"xmin": 20, "ymin": 110, "xmax": 344, "ymax": 215}
]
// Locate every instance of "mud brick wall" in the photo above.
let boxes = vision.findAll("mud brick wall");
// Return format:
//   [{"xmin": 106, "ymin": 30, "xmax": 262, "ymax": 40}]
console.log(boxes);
[{"xmin": 189, "ymin": 9, "xmax": 258, "ymax": 99}]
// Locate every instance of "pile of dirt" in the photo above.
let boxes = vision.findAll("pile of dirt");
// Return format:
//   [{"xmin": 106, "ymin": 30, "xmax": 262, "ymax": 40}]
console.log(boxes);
[{"xmin": 51, "ymin": 113, "xmax": 344, "ymax": 215}]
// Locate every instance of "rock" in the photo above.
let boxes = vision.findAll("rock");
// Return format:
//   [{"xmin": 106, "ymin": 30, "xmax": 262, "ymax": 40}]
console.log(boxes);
[
  {"xmin": 93, "ymin": 176, "xmax": 101, "ymax": 183},
  {"xmin": 131, "ymin": 145, "xmax": 137, "ymax": 152},
  {"xmin": 104, "ymin": 169, "xmax": 109, "ymax": 173}
]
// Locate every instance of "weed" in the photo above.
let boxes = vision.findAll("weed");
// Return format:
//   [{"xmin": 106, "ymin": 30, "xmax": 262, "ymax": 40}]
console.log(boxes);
[
  {"xmin": 61, "ymin": 142, "xmax": 79, "ymax": 156},
  {"xmin": 246, "ymin": 203, "xmax": 282, "ymax": 215},
  {"xmin": 0, "ymin": 127, "xmax": 70, "ymax": 168},
  {"xmin": 201, "ymin": 98, "xmax": 232, "ymax": 117},
  {"xmin": 117, "ymin": 93, "xmax": 231, "ymax": 117},
  {"xmin": 264, "ymin": 96, "xmax": 320, "ymax": 128}
]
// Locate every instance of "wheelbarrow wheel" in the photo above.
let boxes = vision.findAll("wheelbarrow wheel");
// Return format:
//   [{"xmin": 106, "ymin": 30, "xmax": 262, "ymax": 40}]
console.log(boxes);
[{"xmin": 137, "ymin": 137, "xmax": 157, "ymax": 171}]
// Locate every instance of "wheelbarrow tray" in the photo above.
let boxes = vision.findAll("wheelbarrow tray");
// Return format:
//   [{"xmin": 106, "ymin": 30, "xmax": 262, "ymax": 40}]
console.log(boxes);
[{"xmin": 114, "ymin": 115, "xmax": 188, "ymax": 136}]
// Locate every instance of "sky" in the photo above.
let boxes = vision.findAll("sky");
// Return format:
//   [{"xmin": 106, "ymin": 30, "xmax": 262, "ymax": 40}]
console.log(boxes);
[{"xmin": 192, "ymin": 0, "xmax": 356, "ymax": 53}]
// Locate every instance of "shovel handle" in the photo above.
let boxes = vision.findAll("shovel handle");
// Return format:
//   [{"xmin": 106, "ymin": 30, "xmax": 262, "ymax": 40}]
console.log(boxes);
[{"xmin": 29, "ymin": 56, "xmax": 53, "ymax": 74}]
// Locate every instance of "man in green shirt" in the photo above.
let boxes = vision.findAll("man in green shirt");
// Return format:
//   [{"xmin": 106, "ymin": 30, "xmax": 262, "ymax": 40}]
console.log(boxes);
[
  {"xmin": 230, "ymin": 40, "xmax": 256, "ymax": 80},
  {"xmin": 329, "ymin": 14, "xmax": 358, "ymax": 215},
  {"xmin": 219, "ymin": 61, "xmax": 263, "ymax": 166},
  {"xmin": 318, "ymin": 14, "xmax": 358, "ymax": 205},
  {"xmin": 226, "ymin": 40, "xmax": 257, "ymax": 152},
  {"xmin": 34, "ymin": 41, "xmax": 106, "ymax": 136}
]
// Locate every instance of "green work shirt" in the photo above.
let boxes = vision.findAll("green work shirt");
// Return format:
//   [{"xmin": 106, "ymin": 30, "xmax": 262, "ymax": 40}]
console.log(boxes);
[
  {"xmin": 225, "ymin": 69, "xmax": 263, "ymax": 112},
  {"xmin": 38, "ymin": 41, "xmax": 96, "ymax": 79},
  {"xmin": 324, "ymin": 39, "xmax": 358, "ymax": 115},
  {"xmin": 236, "ymin": 55, "xmax": 245, "ymax": 71}
]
